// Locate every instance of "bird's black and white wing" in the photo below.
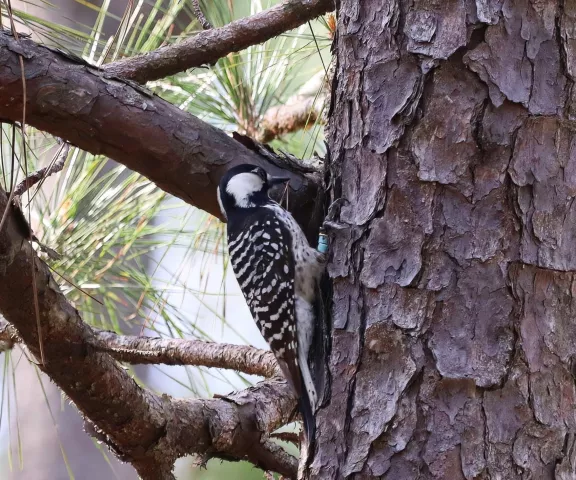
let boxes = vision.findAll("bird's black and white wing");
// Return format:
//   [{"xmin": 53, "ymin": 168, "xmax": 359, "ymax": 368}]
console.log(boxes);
[{"xmin": 227, "ymin": 210, "xmax": 302, "ymax": 398}]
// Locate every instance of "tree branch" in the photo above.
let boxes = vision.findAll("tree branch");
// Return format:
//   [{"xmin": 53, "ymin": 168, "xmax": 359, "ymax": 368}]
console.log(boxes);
[
  {"xmin": 258, "ymin": 95, "xmax": 324, "ymax": 143},
  {"xmin": 93, "ymin": 330, "xmax": 279, "ymax": 377},
  {"xmin": 257, "ymin": 70, "xmax": 328, "ymax": 143},
  {"xmin": 0, "ymin": 319, "xmax": 280, "ymax": 377},
  {"xmin": 0, "ymin": 31, "xmax": 320, "ymax": 225},
  {"xmin": 13, "ymin": 142, "xmax": 70, "ymax": 196},
  {"xmin": 169, "ymin": 379, "xmax": 298, "ymax": 478},
  {"xmin": 270, "ymin": 431, "xmax": 301, "ymax": 445},
  {"xmin": 104, "ymin": 0, "xmax": 334, "ymax": 84},
  {"xmin": 0, "ymin": 187, "xmax": 299, "ymax": 478},
  {"xmin": 191, "ymin": 0, "xmax": 212, "ymax": 30},
  {"xmin": 249, "ymin": 439, "xmax": 299, "ymax": 476}
]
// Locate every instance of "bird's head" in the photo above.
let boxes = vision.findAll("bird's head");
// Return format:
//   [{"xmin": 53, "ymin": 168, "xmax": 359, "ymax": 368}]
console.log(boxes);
[{"xmin": 217, "ymin": 164, "xmax": 289, "ymax": 217}]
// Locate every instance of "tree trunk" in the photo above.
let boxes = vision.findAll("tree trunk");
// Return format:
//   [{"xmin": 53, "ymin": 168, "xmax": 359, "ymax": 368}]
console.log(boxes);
[{"xmin": 313, "ymin": 0, "xmax": 576, "ymax": 478}]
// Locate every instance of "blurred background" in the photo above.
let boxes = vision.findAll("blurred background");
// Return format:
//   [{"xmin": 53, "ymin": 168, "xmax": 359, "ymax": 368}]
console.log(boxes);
[{"xmin": 0, "ymin": 0, "xmax": 331, "ymax": 478}]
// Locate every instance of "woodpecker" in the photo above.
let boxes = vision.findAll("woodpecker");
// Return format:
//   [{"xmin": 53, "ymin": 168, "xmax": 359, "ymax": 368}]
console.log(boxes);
[{"xmin": 218, "ymin": 163, "xmax": 324, "ymax": 442}]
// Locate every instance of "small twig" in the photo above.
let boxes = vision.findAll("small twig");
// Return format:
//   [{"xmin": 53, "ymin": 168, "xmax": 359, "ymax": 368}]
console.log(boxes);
[
  {"xmin": 191, "ymin": 0, "xmax": 212, "ymax": 30},
  {"xmin": 270, "ymin": 431, "xmax": 300, "ymax": 445},
  {"xmin": 13, "ymin": 142, "xmax": 70, "ymax": 196}
]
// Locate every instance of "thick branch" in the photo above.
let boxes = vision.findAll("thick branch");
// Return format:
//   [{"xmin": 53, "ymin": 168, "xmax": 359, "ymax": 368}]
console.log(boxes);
[
  {"xmin": 0, "ymin": 188, "xmax": 299, "ymax": 478},
  {"xmin": 169, "ymin": 379, "xmax": 298, "ymax": 478},
  {"xmin": 104, "ymin": 0, "xmax": 334, "ymax": 83},
  {"xmin": 0, "ymin": 320, "xmax": 279, "ymax": 377},
  {"xmin": 0, "ymin": 32, "xmax": 320, "ymax": 224}
]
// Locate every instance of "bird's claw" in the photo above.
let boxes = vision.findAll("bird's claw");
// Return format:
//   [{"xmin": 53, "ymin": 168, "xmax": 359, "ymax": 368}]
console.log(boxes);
[
  {"xmin": 321, "ymin": 198, "xmax": 350, "ymax": 233},
  {"xmin": 325, "ymin": 198, "xmax": 349, "ymax": 222},
  {"xmin": 317, "ymin": 198, "xmax": 350, "ymax": 253},
  {"xmin": 322, "ymin": 220, "xmax": 348, "ymax": 231}
]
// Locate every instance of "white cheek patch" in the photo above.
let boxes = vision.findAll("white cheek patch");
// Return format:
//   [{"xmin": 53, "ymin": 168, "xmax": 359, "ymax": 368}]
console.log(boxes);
[{"xmin": 226, "ymin": 172, "xmax": 264, "ymax": 208}]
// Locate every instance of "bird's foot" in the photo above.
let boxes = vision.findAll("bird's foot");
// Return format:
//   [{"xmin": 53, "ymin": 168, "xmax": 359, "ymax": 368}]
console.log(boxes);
[
  {"xmin": 322, "ymin": 197, "xmax": 349, "ymax": 232},
  {"xmin": 317, "ymin": 198, "xmax": 349, "ymax": 253}
]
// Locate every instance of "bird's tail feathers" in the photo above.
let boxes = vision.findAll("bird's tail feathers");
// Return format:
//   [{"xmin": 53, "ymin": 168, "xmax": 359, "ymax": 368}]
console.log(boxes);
[
  {"xmin": 299, "ymin": 374, "xmax": 316, "ymax": 445},
  {"xmin": 277, "ymin": 357, "xmax": 316, "ymax": 444}
]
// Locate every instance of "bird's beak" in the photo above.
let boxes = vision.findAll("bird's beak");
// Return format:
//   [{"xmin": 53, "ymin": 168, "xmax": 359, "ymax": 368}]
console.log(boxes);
[{"xmin": 267, "ymin": 174, "xmax": 290, "ymax": 186}]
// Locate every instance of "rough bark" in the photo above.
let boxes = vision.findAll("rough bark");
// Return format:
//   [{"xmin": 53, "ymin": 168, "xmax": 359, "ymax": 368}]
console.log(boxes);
[
  {"xmin": 0, "ymin": 31, "xmax": 320, "ymax": 226},
  {"xmin": 312, "ymin": 0, "xmax": 576, "ymax": 479}
]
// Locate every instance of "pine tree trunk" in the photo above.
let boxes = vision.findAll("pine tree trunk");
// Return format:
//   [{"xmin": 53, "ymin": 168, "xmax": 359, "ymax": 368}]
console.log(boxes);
[{"xmin": 312, "ymin": 1, "xmax": 576, "ymax": 478}]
